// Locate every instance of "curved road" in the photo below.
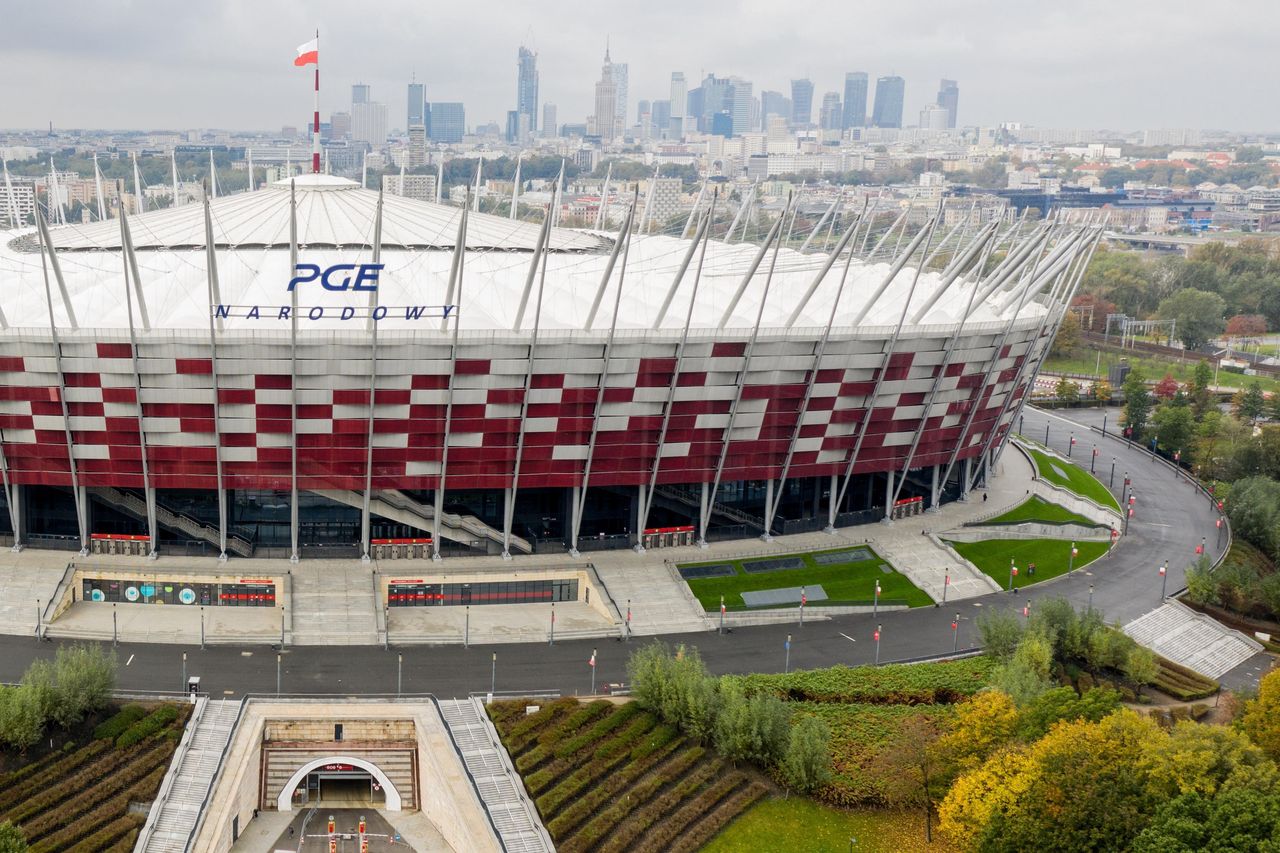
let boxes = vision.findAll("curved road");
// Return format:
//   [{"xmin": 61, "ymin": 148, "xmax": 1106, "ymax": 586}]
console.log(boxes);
[{"xmin": 0, "ymin": 407, "xmax": 1246, "ymax": 697}]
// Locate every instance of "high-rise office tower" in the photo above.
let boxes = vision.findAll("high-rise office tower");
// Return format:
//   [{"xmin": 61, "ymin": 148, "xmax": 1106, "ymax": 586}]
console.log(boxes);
[
  {"xmin": 407, "ymin": 81, "xmax": 425, "ymax": 129},
  {"xmin": 790, "ymin": 79, "xmax": 814, "ymax": 127},
  {"xmin": 699, "ymin": 74, "xmax": 733, "ymax": 133},
  {"xmin": 872, "ymin": 75, "xmax": 905, "ymax": 128},
  {"xmin": 919, "ymin": 103, "xmax": 949, "ymax": 130},
  {"xmin": 351, "ymin": 101, "xmax": 388, "ymax": 146},
  {"xmin": 842, "ymin": 72, "xmax": 869, "ymax": 129},
  {"xmin": 651, "ymin": 100, "xmax": 671, "ymax": 137},
  {"xmin": 669, "ymin": 72, "xmax": 687, "ymax": 136},
  {"xmin": 428, "ymin": 102, "xmax": 465, "ymax": 143},
  {"xmin": 517, "ymin": 46, "xmax": 539, "ymax": 136},
  {"xmin": 819, "ymin": 91, "xmax": 843, "ymax": 131},
  {"xmin": 613, "ymin": 62, "xmax": 629, "ymax": 138},
  {"xmin": 542, "ymin": 103, "xmax": 557, "ymax": 138},
  {"xmin": 407, "ymin": 124, "xmax": 427, "ymax": 167},
  {"xmin": 637, "ymin": 99, "xmax": 651, "ymax": 136},
  {"xmin": 593, "ymin": 47, "xmax": 618, "ymax": 141},
  {"xmin": 329, "ymin": 111, "xmax": 351, "ymax": 140},
  {"xmin": 760, "ymin": 91, "xmax": 791, "ymax": 128},
  {"xmin": 937, "ymin": 79, "xmax": 959, "ymax": 128},
  {"xmin": 727, "ymin": 77, "xmax": 752, "ymax": 136},
  {"xmin": 352, "ymin": 83, "xmax": 370, "ymax": 105}
]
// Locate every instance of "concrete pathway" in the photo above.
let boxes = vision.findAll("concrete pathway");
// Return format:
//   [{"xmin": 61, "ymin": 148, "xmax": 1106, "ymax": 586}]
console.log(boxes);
[
  {"xmin": 1124, "ymin": 599, "xmax": 1264, "ymax": 679},
  {"xmin": 290, "ymin": 562, "xmax": 380, "ymax": 646}
]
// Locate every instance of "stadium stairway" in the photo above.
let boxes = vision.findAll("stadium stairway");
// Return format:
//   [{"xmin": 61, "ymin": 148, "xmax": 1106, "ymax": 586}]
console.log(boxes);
[
  {"xmin": 88, "ymin": 487, "xmax": 254, "ymax": 557},
  {"xmin": 287, "ymin": 560, "xmax": 380, "ymax": 645},
  {"xmin": 1123, "ymin": 599, "xmax": 1264, "ymax": 679},
  {"xmin": 138, "ymin": 698, "xmax": 242, "ymax": 853},
  {"xmin": 437, "ymin": 697, "xmax": 553, "ymax": 853},
  {"xmin": 310, "ymin": 489, "xmax": 531, "ymax": 554}
]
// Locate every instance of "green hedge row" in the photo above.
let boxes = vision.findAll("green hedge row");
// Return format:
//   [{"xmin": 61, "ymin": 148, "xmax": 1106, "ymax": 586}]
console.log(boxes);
[
  {"xmin": 546, "ymin": 740, "xmax": 694, "ymax": 840},
  {"xmin": 63, "ymin": 814, "xmax": 143, "ymax": 853},
  {"xmin": 116, "ymin": 706, "xmax": 179, "ymax": 749},
  {"xmin": 524, "ymin": 710, "xmax": 650, "ymax": 797},
  {"xmin": 591, "ymin": 760, "xmax": 724, "ymax": 853},
  {"xmin": 591, "ymin": 715, "xmax": 658, "ymax": 762},
  {"xmin": 664, "ymin": 780, "xmax": 767, "ymax": 853},
  {"xmin": 1154, "ymin": 657, "xmax": 1218, "ymax": 701},
  {"xmin": 0, "ymin": 741, "xmax": 110, "ymax": 813},
  {"xmin": 104, "ymin": 823, "xmax": 142, "ymax": 852},
  {"xmin": 22, "ymin": 742, "xmax": 171, "ymax": 840},
  {"xmin": 92, "ymin": 705, "xmax": 146, "ymax": 741},
  {"xmin": 628, "ymin": 773, "xmax": 748, "ymax": 853},
  {"xmin": 553, "ymin": 702, "xmax": 642, "ymax": 759},
  {"xmin": 4, "ymin": 745, "xmax": 143, "ymax": 824},
  {"xmin": 503, "ymin": 699, "xmax": 577, "ymax": 755},
  {"xmin": 535, "ymin": 737, "xmax": 633, "ymax": 816},
  {"xmin": 29, "ymin": 762, "xmax": 167, "ymax": 853}
]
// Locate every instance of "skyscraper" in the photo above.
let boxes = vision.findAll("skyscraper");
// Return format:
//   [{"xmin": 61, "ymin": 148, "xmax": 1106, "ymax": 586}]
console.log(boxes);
[
  {"xmin": 761, "ymin": 91, "xmax": 791, "ymax": 127},
  {"xmin": 872, "ymin": 76, "xmax": 905, "ymax": 128},
  {"xmin": 699, "ymin": 74, "xmax": 733, "ymax": 133},
  {"xmin": 407, "ymin": 124, "xmax": 427, "ymax": 167},
  {"xmin": 919, "ymin": 104, "xmax": 949, "ymax": 130},
  {"xmin": 428, "ymin": 102, "xmax": 465, "ymax": 143},
  {"xmin": 790, "ymin": 79, "xmax": 814, "ymax": 127},
  {"xmin": 842, "ymin": 72, "xmax": 868, "ymax": 129},
  {"xmin": 593, "ymin": 47, "xmax": 618, "ymax": 141},
  {"xmin": 352, "ymin": 84, "xmax": 370, "ymax": 106},
  {"xmin": 613, "ymin": 61, "xmax": 629, "ymax": 138},
  {"xmin": 937, "ymin": 79, "xmax": 959, "ymax": 128},
  {"xmin": 651, "ymin": 100, "xmax": 671, "ymax": 138},
  {"xmin": 819, "ymin": 92, "xmax": 843, "ymax": 131},
  {"xmin": 329, "ymin": 111, "xmax": 350, "ymax": 140},
  {"xmin": 351, "ymin": 101, "xmax": 388, "ymax": 146},
  {"xmin": 669, "ymin": 72, "xmax": 687, "ymax": 137},
  {"xmin": 517, "ymin": 46, "xmax": 539, "ymax": 137},
  {"xmin": 407, "ymin": 81, "xmax": 425, "ymax": 129},
  {"xmin": 728, "ymin": 77, "xmax": 752, "ymax": 136},
  {"xmin": 542, "ymin": 103, "xmax": 557, "ymax": 138}
]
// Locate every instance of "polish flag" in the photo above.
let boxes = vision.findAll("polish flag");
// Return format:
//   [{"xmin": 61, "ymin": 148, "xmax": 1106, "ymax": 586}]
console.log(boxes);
[
  {"xmin": 588, "ymin": 651, "xmax": 596, "ymax": 667},
  {"xmin": 294, "ymin": 38, "xmax": 319, "ymax": 67}
]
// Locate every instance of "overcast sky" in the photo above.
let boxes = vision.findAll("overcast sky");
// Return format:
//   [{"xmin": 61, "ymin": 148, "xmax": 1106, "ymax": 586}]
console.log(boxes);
[{"xmin": 2, "ymin": 0, "xmax": 1276, "ymax": 134}]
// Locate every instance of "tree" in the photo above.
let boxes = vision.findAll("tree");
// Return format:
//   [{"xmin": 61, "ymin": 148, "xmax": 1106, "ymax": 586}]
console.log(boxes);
[
  {"xmin": 1225, "ymin": 313, "xmax": 1268, "ymax": 339},
  {"xmin": 779, "ymin": 714, "xmax": 832, "ymax": 794},
  {"xmin": 1090, "ymin": 379, "xmax": 1113, "ymax": 403},
  {"xmin": 933, "ymin": 690, "xmax": 1020, "ymax": 777},
  {"xmin": 1151, "ymin": 404, "xmax": 1196, "ymax": 464},
  {"xmin": 1130, "ymin": 789, "xmax": 1280, "ymax": 853},
  {"xmin": 1242, "ymin": 668, "xmax": 1280, "ymax": 761},
  {"xmin": 714, "ymin": 681, "xmax": 791, "ymax": 766},
  {"xmin": 0, "ymin": 685, "xmax": 44, "ymax": 752},
  {"xmin": 1015, "ymin": 686, "xmax": 1120, "ymax": 740},
  {"xmin": 1140, "ymin": 721, "xmax": 1276, "ymax": 799},
  {"xmin": 1153, "ymin": 373, "xmax": 1179, "ymax": 400},
  {"xmin": 878, "ymin": 715, "xmax": 946, "ymax": 842},
  {"xmin": 1051, "ymin": 313, "xmax": 1082, "ymax": 358},
  {"xmin": 977, "ymin": 609, "xmax": 1024, "ymax": 661},
  {"xmin": 1189, "ymin": 360, "xmax": 1215, "ymax": 418},
  {"xmin": 49, "ymin": 643, "xmax": 116, "ymax": 729},
  {"xmin": 1122, "ymin": 367, "xmax": 1152, "ymax": 440},
  {"xmin": 1224, "ymin": 476, "xmax": 1280, "ymax": 559},
  {"xmin": 992, "ymin": 632, "xmax": 1053, "ymax": 706},
  {"xmin": 0, "ymin": 821, "xmax": 26, "ymax": 853},
  {"xmin": 1122, "ymin": 645, "xmax": 1160, "ymax": 688},
  {"xmin": 1238, "ymin": 381, "xmax": 1266, "ymax": 423},
  {"xmin": 1054, "ymin": 376, "xmax": 1080, "ymax": 405},
  {"xmin": 1157, "ymin": 288, "xmax": 1226, "ymax": 350}
]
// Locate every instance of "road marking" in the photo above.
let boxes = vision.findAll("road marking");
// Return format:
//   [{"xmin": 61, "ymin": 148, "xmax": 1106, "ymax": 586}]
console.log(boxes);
[
  {"xmin": 125, "ymin": 654, "xmax": 134, "ymax": 666},
  {"xmin": 240, "ymin": 651, "xmax": 253, "ymax": 657},
  {"xmin": 838, "ymin": 632, "xmax": 856, "ymax": 643}
]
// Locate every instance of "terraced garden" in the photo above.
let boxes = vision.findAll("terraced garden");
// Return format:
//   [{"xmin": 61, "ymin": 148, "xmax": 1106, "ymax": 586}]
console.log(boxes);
[
  {"xmin": 487, "ymin": 697, "xmax": 767, "ymax": 852},
  {"xmin": 0, "ymin": 702, "xmax": 190, "ymax": 852},
  {"xmin": 679, "ymin": 546, "xmax": 933, "ymax": 611}
]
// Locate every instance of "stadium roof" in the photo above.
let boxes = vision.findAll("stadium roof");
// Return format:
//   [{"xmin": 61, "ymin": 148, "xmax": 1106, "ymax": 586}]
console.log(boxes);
[{"xmin": 34, "ymin": 174, "xmax": 611, "ymax": 254}]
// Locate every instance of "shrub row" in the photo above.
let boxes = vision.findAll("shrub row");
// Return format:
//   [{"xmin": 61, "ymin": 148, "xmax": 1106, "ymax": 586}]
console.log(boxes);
[
  {"xmin": 1153, "ymin": 658, "xmax": 1218, "ymax": 701},
  {"xmin": 534, "ymin": 701, "xmax": 610, "ymax": 747},
  {"xmin": 525, "ymin": 711, "xmax": 654, "ymax": 798},
  {"xmin": 593, "ymin": 761, "xmax": 725, "ymax": 853},
  {"xmin": 628, "ymin": 773, "xmax": 748, "ymax": 853},
  {"xmin": 514, "ymin": 742, "xmax": 551, "ymax": 775},
  {"xmin": 590, "ymin": 714, "xmax": 658, "ymax": 762},
  {"xmin": 30, "ymin": 762, "xmax": 167, "ymax": 853},
  {"xmin": 104, "ymin": 823, "xmax": 142, "ymax": 852},
  {"xmin": 535, "ymin": 736, "xmax": 633, "ymax": 817},
  {"xmin": 552, "ymin": 702, "xmax": 642, "ymax": 759},
  {"xmin": 116, "ymin": 705, "xmax": 180, "ymax": 748},
  {"xmin": 546, "ymin": 740, "xmax": 695, "ymax": 840},
  {"xmin": 730, "ymin": 658, "xmax": 995, "ymax": 705},
  {"xmin": 0, "ymin": 741, "xmax": 110, "ymax": 813},
  {"xmin": 3, "ymin": 744, "xmax": 143, "ymax": 824},
  {"xmin": 503, "ymin": 699, "xmax": 577, "ymax": 754},
  {"xmin": 64, "ymin": 814, "xmax": 143, "ymax": 853},
  {"xmin": 23, "ymin": 742, "xmax": 171, "ymax": 839},
  {"xmin": 626, "ymin": 722, "xmax": 678, "ymax": 762},
  {"xmin": 562, "ymin": 746, "xmax": 707, "ymax": 845},
  {"xmin": 92, "ymin": 705, "xmax": 146, "ymax": 741},
  {"xmin": 665, "ymin": 780, "xmax": 768, "ymax": 853}
]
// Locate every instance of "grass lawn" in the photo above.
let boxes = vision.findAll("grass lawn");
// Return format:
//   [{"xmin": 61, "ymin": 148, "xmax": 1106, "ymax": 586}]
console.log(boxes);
[
  {"xmin": 947, "ymin": 537, "xmax": 1110, "ymax": 590},
  {"xmin": 984, "ymin": 495, "xmax": 1105, "ymax": 528},
  {"xmin": 701, "ymin": 797, "xmax": 952, "ymax": 853},
  {"xmin": 1021, "ymin": 445, "xmax": 1122, "ymax": 512},
  {"xmin": 681, "ymin": 547, "xmax": 933, "ymax": 611},
  {"xmin": 1043, "ymin": 352, "xmax": 1280, "ymax": 395}
]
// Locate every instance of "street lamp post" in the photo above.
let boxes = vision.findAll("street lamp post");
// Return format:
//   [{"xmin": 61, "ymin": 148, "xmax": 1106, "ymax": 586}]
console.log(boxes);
[
  {"xmin": 200, "ymin": 607, "xmax": 205, "ymax": 650},
  {"xmin": 276, "ymin": 652, "xmax": 281, "ymax": 696},
  {"xmin": 1068, "ymin": 433, "xmax": 1074, "ymax": 457},
  {"xmin": 719, "ymin": 595, "xmax": 725, "ymax": 635},
  {"xmin": 181, "ymin": 652, "xmax": 186, "ymax": 693},
  {"xmin": 1008, "ymin": 559, "xmax": 1018, "ymax": 592},
  {"xmin": 1068, "ymin": 542, "xmax": 1077, "ymax": 574},
  {"xmin": 112, "ymin": 604, "xmax": 118, "ymax": 647},
  {"xmin": 1045, "ymin": 423, "xmax": 1050, "ymax": 445},
  {"xmin": 1088, "ymin": 583, "xmax": 1094, "ymax": 612},
  {"xmin": 1102, "ymin": 412, "xmax": 1107, "ymax": 436},
  {"xmin": 1110, "ymin": 458, "xmax": 1116, "ymax": 489},
  {"xmin": 873, "ymin": 581, "xmax": 880, "ymax": 617},
  {"xmin": 1091, "ymin": 446, "xmax": 1097, "ymax": 474},
  {"xmin": 874, "ymin": 624, "xmax": 882, "ymax": 665},
  {"xmin": 952, "ymin": 613, "xmax": 960, "ymax": 653},
  {"xmin": 491, "ymin": 652, "xmax": 497, "ymax": 696},
  {"xmin": 1160, "ymin": 560, "xmax": 1168, "ymax": 600},
  {"xmin": 942, "ymin": 573, "xmax": 949, "ymax": 605},
  {"xmin": 397, "ymin": 652, "xmax": 402, "ymax": 697},
  {"xmin": 464, "ymin": 605, "xmax": 470, "ymax": 648},
  {"xmin": 550, "ymin": 602, "xmax": 555, "ymax": 646},
  {"xmin": 784, "ymin": 634, "xmax": 792, "ymax": 674}
]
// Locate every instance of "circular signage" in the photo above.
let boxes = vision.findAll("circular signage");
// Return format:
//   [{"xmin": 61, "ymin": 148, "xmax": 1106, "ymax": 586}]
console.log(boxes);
[
  {"xmin": 90, "ymin": 589, "xmax": 105, "ymax": 602},
  {"xmin": 179, "ymin": 588, "xmax": 197, "ymax": 605},
  {"xmin": 124, "ymin": 586, "xmax": 140, "ymax": 602},
  {"xmin": 140, "ymin": 584, "xmax": 156, "ymax": 598}
]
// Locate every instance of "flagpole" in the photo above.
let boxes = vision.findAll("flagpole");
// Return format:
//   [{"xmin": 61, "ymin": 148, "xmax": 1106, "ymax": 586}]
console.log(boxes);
[{"xmin": 312, "ymin": 28, "xmax": 321, "ymax": 175}]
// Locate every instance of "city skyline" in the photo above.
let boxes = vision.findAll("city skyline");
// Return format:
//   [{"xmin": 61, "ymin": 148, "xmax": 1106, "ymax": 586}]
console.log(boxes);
[{"xmin": 1, "ymin": 0, "xmax": 1276, "ymax": 132}]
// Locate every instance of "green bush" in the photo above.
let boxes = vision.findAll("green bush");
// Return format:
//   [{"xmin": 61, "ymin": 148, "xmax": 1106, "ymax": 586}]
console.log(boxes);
[
  {"xmin": 624, "ymin": 772, "xmax": 744, "ymax": 853},
  {"xmin": 544, "ymin": 737, "xmax": 690, "ymax": 840},
  {"xmin": 28, "ymin": 763, "xmax": 166, "ymax": 853},
  {"xmin": 115, "ymin": 705, "xmax": 179, "ymax": 748},
  {"xmin": 664, "ymin": 781, "xmax": 767, "ymax": 853},
  {"xmin": 0, "ymin": 741, "xmax": 110, "ymax": 811},
  {"xmin": 552, "ymin": 703, "xmax": 640, "ymax": 759},
  {"xmin": 93, "ymin": 706, "xmax": 145, "ymax": 741},
  {"xmin": 59, "ymin": 814, "xmax": 141, "ymax": 853}
]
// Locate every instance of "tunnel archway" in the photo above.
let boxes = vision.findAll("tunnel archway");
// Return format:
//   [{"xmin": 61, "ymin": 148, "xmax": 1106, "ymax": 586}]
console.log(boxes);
[{"xmin": 275, "ymin": 754, "xmax": 403, "ymax": 811}]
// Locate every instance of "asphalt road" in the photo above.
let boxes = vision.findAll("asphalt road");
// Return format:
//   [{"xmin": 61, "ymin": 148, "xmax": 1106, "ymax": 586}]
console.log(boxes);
[{"xmin": 0, "ymin": 406, "xmax": 1245, "ymax": 698}]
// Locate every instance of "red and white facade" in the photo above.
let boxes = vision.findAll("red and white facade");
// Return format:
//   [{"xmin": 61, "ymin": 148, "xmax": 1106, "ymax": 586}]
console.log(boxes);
[{"xmin": 0, "ymin": 176, "xmax": 1090, "ymax": 559}]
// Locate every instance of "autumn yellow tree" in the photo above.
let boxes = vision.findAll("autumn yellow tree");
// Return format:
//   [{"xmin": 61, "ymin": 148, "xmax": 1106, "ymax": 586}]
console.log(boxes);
[
  {"xmin": 1242, "ymin": 668, "xmax": 1280, "ymax": 761},
  {"xmin": 1140, "ymin": 721, "xmax": 1276, "ymax": 799},
  {"xmin": 932, "ymin": 690, "xmax": 1019, "ymax": 776}
]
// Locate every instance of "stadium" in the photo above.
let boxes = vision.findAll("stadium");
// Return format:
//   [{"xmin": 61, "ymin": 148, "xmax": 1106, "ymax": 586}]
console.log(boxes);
[{"xmin": 0, "ymin": 174, "xmax": 1092, "ymax": 560}]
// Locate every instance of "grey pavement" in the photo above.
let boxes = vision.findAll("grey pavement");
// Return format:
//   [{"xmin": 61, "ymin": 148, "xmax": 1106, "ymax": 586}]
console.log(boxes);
[{"xmin": 0, "ymin": 406, "xmax": 1264, "ymax": 698}]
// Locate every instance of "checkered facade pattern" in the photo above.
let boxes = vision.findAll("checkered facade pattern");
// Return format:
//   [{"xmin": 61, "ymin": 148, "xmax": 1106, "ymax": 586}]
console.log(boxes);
[{"xmin": 0, "ymin": 320, "xmax": 1041, "ymax": 494}]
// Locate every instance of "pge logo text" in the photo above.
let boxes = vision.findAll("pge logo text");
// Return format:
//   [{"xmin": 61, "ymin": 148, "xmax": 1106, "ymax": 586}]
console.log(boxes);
[{"xmin": 287, "ymin": 263, "xmax": 384, "ymax": 292}]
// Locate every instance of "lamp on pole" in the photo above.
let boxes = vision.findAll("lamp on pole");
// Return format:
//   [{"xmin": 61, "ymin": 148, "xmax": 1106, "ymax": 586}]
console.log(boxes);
[
  {"xmin": 874, "ymin": 624, "xmax": 882, "ymax": 665},
  {"xmin": 491, "ymin": 652, "xmax": 497, "ymax": 696},
  {"xmin": 942, "ymin": 573, "xmax": 949, "ymax": 605},
  {"xmin": 1068, "ymin": 433, "xmax": 1075, "ymax": 457},
  {"xmin": 1091, "ymin": 445, "xmax": 1098, "ymax": 474},
  {"xmin": 1159, "ymin": 560, "xmax": 1168, "ymax": 600},
  {"xmin": 784, "ymin": 634, "xmax": 791, "ymax": 673},
  {"xmin": 1088, "ymin": 583, "xmax": 1094, "ymax": 612},
  {"xmin": 181, "ymin": 651, "xmax": 186, "ymax": 693},
  {"xmin": 1045, "ymin": 423, "xmax": 1050, "ymax": 445},
  {"xmin": 873, "ymin": 580, "xmax": 880, "ymax": 617},
  {"xmin": 276, "ymin": 652, "xmax": 282, "ymax": 696},
  {"xmin": 1110, "ymin": 458, "xmax": 1116, "ymax": 489},
  {"xmin": 397, "ymin": 652, "xmax": 403, "ymax": 697},
  {"xmin": 719, "ymin": 595, "xmax": 726, "ymax": 635},
  {"xmin": 1068, "ymin": 542, "xmax": 1077, "ymax": 574},
  {"xmin": 1008, "ymin": 559, "xmax": 1018, "ymax": 592},
  {"xmin": 952, "ymin": 613, "xmax": 960, "ymax": 653}
]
